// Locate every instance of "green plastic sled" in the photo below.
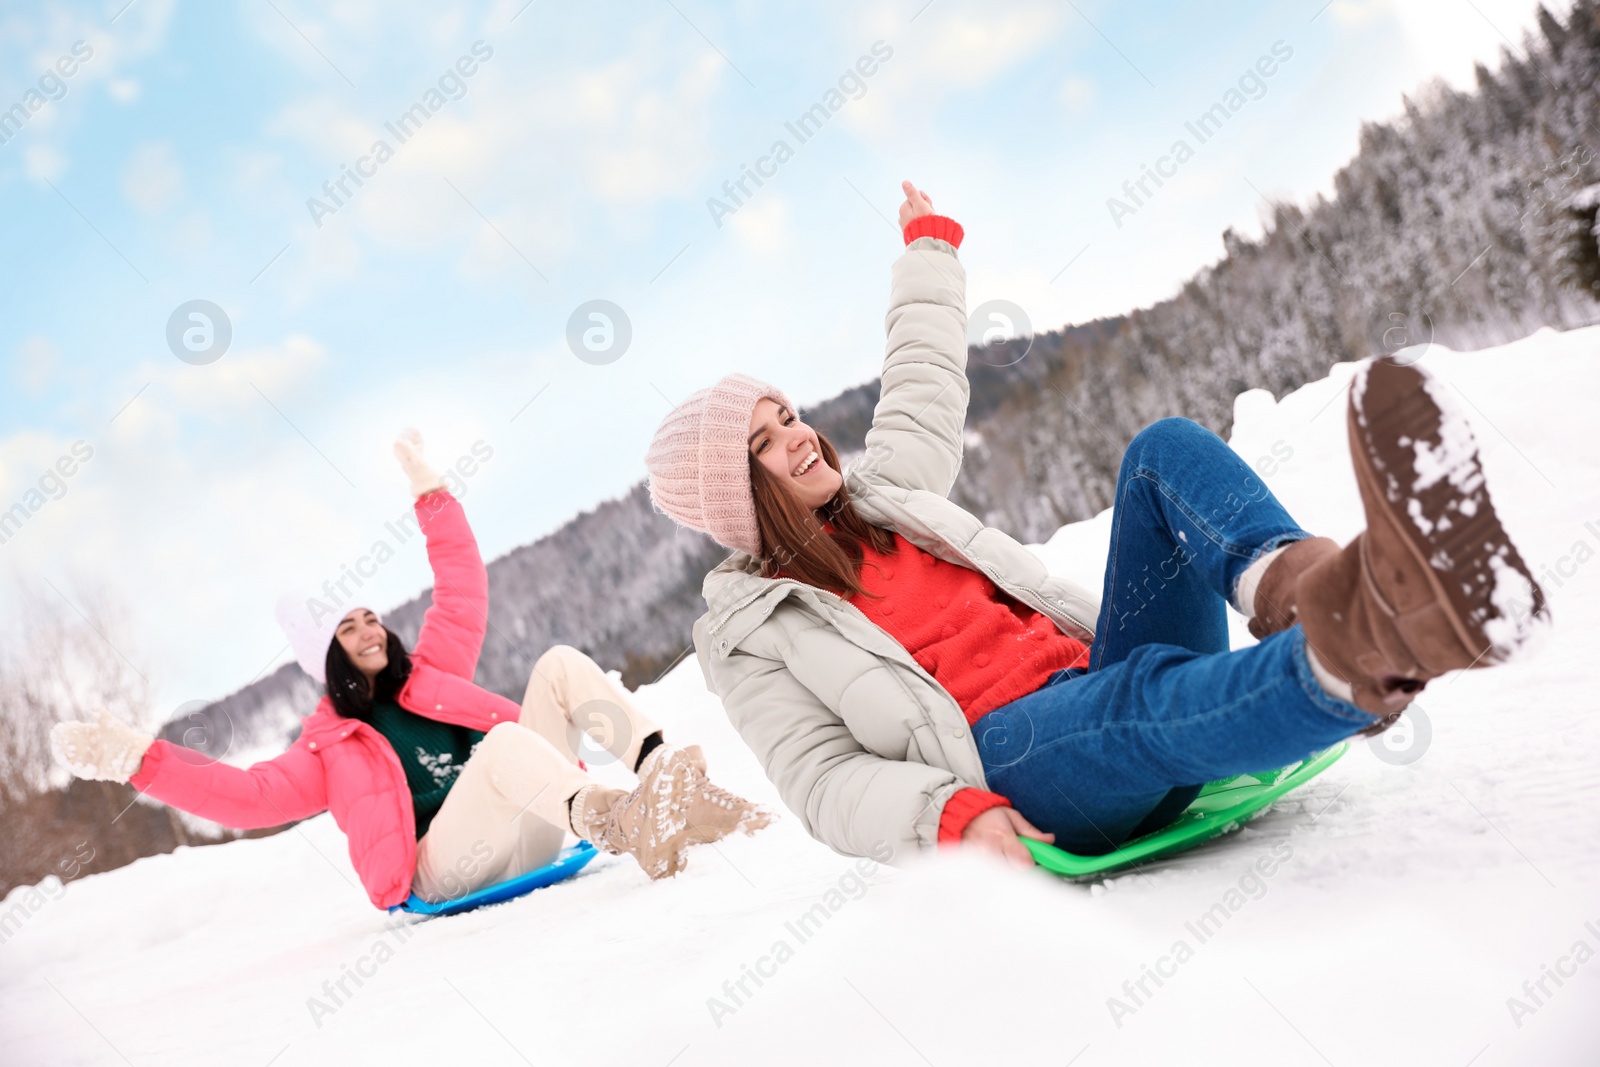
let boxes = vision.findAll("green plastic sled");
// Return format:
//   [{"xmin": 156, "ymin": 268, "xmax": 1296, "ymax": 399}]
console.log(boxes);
[{"xmin": 1019, "ymin": 743, "xmax": 1349, "ymax": 879}]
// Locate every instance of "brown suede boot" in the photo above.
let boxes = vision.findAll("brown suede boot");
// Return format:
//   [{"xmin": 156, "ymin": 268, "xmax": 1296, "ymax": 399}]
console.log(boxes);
[
  {"xmin": 1297, "ymin": 357, "xmax": 1548, "ymax": 721},
  {"xmin": 570, "ymin": 746, "xmax": 700, "ymax": 880},
  {"xmin": 1247, "ymin": 536, "xmax": 1342, "ymax": 640}
]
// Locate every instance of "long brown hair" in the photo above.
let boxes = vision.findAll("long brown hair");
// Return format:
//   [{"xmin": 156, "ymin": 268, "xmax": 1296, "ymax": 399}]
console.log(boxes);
[{"xmin": 749, "ymin": 432, "xmax": 896, "ymax": 597}]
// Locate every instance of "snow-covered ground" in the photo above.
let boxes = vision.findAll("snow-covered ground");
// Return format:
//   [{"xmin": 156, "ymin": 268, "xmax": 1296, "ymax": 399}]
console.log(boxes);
[{"xmin": 4, "ymin": 328, "xmax": 1597, "ymax": 1066}]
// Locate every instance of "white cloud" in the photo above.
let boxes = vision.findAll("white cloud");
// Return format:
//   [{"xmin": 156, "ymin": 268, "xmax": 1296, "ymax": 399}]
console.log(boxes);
[
  {"xmin": 560, "ymin": 50, "xmax": 725, "ymax": 204},
  {"xmin": 350, "ymin": 170, "xmax": 462, "ymax": 248},
  {"xmin": 918, "ymin": 5, "xmax": 1066, "ymax": 88},
  {"xmin": 1388, "ymin": 0, "xmax": 1545, "ymax": 92},
  {"xmin": 256, "ymin": 21, "xmax": 727, "ymax": 287},
  {"xmin": 156, "ymin": 334, "xmax": 326, "ymax": 415},
  {"xmin": 2, "ymin": 1, "xmax": 175, "ymax": 110},
  {"xmin": 450, "ymin": 193, "xmax": 574, "ymax": 282},
  {"xmin": 841, "ymin": 2, "xmax": 1065, "ymax": 138},
  {"xmin": 0, "ymin": 7, "xmax": 175, "ymax": 204},
  {"xmin": 276, "ymin": 223, "xmax": 364, "ymax": 312},
  {"xmin": 1059, "ymin": 76, "xmax": 1095, "ymax": 114},
  {"xmin": 121, "ymin": 141, "xmax": 185, "ymax": 216},
  {"xmin": 14, "ymin": 335, "xmax": 57, "ymax": 394},
  {"xmin": 0, "ymin": 428, "xmax": 82, "ymax": 502},
  {"xmin": 1328, "ymin": 0, "xmax": 1389, "ymax": 27},
  {"xmin": 24, "ymin": 144, "xmax": 64, "ymax": 181},
  {"xmin": 264, "ymin": 92, "xmax": 382, "ymax": 164},
  {"xmin": 168, "ymin": 208, "xmax": 214, "ymax": 260},
  {"xmin": 730, "ymin": 192, "xmax": 791, "ymax": 256},
  {"xmin": 229, "ymin": 148, "xmax": 292, "ymax": 203}
]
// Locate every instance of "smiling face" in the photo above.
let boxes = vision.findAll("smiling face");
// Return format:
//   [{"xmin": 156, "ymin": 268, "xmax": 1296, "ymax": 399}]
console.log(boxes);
[
  {"xmin": 334, "ymin": 609, "xmax": 389, "ymax": 683},
  {"xmin": 747, "ymin": 397, "xmax": 844, "ymax": 511}
]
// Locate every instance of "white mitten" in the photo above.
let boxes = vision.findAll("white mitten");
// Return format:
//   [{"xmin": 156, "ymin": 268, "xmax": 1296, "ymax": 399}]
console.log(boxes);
[
  {"xmin": 393, "ymin": 427, "xmax": 445, "ymax": 498},
  {"xmin": 50, "ymin": 708, "xmax": 154, "ymax": 783}
]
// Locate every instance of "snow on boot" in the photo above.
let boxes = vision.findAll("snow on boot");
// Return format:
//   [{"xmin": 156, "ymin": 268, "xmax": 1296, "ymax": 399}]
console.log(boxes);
[
  {"xmin": 679, "ymin": 744, "xmax": 775, "ymax": 844},
  {"xmin": 569, "ymin": 746, "xmax": 699, "ymax": 880},
  {"xmin": 1247, "ymin": 536, "xmax": 1341, "ymax": 640},
  {"xmin": 1297, "ymin": 356, "xmax": 1549, "ymax": 720}
]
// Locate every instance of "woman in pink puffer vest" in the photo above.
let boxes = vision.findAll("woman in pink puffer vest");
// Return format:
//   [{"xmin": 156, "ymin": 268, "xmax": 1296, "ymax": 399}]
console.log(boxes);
[{"xmin": 51, "ymin": 431, "xmax": 770, "ymax": 910}]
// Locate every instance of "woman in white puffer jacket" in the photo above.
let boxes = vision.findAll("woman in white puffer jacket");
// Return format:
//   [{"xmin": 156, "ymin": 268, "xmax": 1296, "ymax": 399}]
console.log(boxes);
[{"xmin": 642, "ymin": 180, "xmax": 1548, "ymax": 868}]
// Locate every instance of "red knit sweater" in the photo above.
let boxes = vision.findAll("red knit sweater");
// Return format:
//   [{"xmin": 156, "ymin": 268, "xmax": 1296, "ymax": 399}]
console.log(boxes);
[{"xmin": 848, "ymin": 534, "xmax": 1090, "ymax": 726}]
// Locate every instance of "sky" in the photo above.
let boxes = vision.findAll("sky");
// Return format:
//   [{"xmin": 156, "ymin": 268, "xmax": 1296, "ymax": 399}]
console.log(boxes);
[{"xmin": 0, "ymin": 0, "xmax": 1554, "ymax": 719}]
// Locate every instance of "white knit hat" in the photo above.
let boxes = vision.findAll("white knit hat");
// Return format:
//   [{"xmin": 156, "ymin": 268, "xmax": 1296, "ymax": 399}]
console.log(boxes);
[
  {"xmin": 645, "ymin": 373, "xmax": 793, "ymax": 557},
  {"xmin": 275, "ymin": 594, "xmax": 377, "ymax": 685}
]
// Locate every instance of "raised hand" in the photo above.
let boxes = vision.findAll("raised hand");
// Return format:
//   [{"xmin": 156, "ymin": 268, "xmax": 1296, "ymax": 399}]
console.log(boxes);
[
  {"xmin": 393, "ymin": 427, "xmax": 445, "ymax": 499},
  {"xmin": 897, "ymin": 179, "xmax": 936, "ymax": 229},
  {"xmin": 50, "ymin": 708, "xmax": 154, "ymax": 783}
]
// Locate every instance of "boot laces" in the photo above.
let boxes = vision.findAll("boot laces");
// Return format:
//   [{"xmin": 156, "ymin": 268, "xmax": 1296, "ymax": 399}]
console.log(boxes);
[{"xmin": 693, "ymin": 769, "xmax": 748, "ymax": 811}]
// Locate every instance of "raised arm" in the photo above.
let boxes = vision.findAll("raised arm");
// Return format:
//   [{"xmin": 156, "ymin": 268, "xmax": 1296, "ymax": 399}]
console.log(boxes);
[
  {"xmin": 857, "ymin": 181, "xmax": 970, "ymax": 497},
  {"xmin": 394, "ymin": 430, "xmax": 488, "ymax": 680}
]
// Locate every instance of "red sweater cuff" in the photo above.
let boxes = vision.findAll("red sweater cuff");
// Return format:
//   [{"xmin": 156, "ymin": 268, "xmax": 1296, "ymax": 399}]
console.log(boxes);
[
  {"xmin": 937, "ymin": 787, "xmax": 1010, "ymax": 845},
  {"xmin": 903, "ymin": 214, "xmax": 964, "ymax": 249}
]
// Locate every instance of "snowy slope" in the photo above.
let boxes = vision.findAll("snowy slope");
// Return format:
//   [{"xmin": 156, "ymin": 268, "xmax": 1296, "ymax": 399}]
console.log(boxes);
[{"xmin": 3, "ymin": 328, "xmax": 1598, "ymax": 1066}]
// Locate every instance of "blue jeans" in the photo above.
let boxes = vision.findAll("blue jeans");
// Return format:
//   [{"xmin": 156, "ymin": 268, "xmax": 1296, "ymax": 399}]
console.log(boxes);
[{"xmin": 972, "ymin": 418, "xmax": 1379, "ymax": 854}]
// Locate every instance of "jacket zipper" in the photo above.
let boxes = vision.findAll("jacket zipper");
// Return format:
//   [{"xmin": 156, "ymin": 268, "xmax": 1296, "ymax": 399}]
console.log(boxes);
[{"xmin": 707, "ymin": 584, "xmax": 783, "ymax": 636}]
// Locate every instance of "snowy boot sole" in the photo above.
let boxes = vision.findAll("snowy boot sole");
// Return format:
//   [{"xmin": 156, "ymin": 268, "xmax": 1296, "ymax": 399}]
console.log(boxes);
[{"xmin": 1348, "ymin": 356, "xmax": 1547, "ymax": 670}]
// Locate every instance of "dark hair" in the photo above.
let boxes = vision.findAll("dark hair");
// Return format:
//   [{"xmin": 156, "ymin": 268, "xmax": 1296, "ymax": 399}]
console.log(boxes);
[
  {"xmin": 749, "ymin": 432, "xmax": 896, "ymax": 598},
  {"xmin": 324, "ymin": 626, "xmax": 413, "ymax": 722}
]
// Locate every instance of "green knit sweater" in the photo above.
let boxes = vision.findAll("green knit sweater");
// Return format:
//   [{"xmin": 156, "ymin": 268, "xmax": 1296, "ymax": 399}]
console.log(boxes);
[{"xmin": 367, "ymin": 701, "xmax": 484, "ymax": 839}]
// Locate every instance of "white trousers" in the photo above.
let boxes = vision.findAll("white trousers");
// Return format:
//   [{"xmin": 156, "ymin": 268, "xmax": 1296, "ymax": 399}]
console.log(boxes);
[{"xmin": 410, "ymin": 645, "xmax": 659, "ymax": 903}]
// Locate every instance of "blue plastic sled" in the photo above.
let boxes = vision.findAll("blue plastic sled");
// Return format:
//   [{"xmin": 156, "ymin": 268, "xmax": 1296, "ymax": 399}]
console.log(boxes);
[{"xmin": 389, "ymin": 841, "xmax": 599, "ymax": 917}]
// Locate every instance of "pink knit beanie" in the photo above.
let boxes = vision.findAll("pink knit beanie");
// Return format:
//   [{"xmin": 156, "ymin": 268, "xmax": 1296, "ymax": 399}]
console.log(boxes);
[{"xmin": 646, "ymin": 373, "xmax": 793, "ymax": 557}]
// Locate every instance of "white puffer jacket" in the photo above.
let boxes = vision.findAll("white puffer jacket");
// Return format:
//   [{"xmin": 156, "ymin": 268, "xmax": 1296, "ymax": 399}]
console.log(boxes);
[{"xmin": 692, "ymin": 233, "xmax": 1102, "ymax": 864}]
